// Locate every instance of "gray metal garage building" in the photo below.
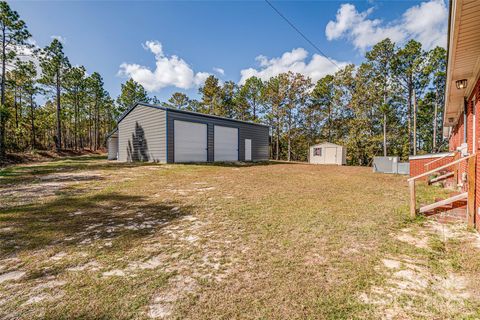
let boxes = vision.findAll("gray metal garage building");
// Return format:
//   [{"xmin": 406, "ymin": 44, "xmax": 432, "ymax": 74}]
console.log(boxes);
[{"xmin": 106, "ymin": 102, "xmax": 269, "ymax": 163}]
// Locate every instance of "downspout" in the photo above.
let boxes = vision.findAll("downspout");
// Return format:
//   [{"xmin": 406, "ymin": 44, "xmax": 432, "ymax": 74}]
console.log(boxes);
[
  {"xmin": 464, "ymin": 98, "xmax": 467, "ymax": 145},
  {"xmin": 473, "ymin": 96, "xmax": 476, "ymax": 154}
]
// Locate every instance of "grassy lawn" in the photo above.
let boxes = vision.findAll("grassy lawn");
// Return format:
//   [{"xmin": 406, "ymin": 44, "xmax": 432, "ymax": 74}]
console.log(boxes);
[{"xmin": 1, "ymin": 157, "xmax": 480, "ymax": 319}]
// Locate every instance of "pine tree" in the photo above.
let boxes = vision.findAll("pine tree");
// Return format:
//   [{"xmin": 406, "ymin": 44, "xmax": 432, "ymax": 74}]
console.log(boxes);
[
  {"xmin": 164, "ymin": 92, "xmax": 189, "ymax": 110},
  {"xmin": 64, "ymin": 66, "xmax": 86, "ymax": 150},
  {"xmin": 22, "ymin": 63, "xmax": 41, "ymax": 150},
  {"xmin": 311, "ymin": 75, "xmax": 336, "ymax": 142},
  {"xmin": 116, "ymin": 78, "xmax": 150, "ymax": 113},
  {"xmin": 262, "ymin": 74, "xmax": 288, "ymax": 160},
  {"xmin": 366, "ymin": 38, "xmax": 396, "ymax": 156},
  {"xmin": 0, "ymin": 1, "xmax": 31, "ymax": 157},
  {"xmin": 284, "ymin": 72, "xmax": 312, "ymax": 161},
  {"xmin": 237, "ymin": 76, "xmax": 263, "ymax": 121},
  {"xmin": 220, "ymin": 81, "xmax": 237, "ymax": 118},
  {"xmin": 199, "ymin": 75, "xmax": 222, "ymax": 115},
  {"xmin": 392, "ymin": 39, "xmax": 425, "ymax": 156},
  {"xmin": 87, "ymin": 72, "xmax": 107, "ymax": 150},
  {"xmin": 425, "ymin": 47, "xmax": 447, "ymax": 152},
  {"xmin": 39, "ymin": 39, "xmax": 70, "ymax": 150}
]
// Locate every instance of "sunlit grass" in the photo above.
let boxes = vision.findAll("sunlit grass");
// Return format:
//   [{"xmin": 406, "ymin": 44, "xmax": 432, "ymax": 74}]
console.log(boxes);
[{"xmin": 0, "ymin": 158, "xmax": 479, "ymax": 319}]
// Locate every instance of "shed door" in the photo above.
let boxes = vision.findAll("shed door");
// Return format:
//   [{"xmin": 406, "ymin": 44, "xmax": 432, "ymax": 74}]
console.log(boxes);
[
  {"xmin": 325, "ymin": 147, "xmax": 337, "ymax": 164},
  {"xmin": 174, "ymin": 120, "xmax": 207, "ymax": 162},
  {"xmin": 214, "ymin": 125, "xmax": 238, "ymax": 161},
  {"xmin": 245, "ymin": 139, "xmax": 252, "ymax": 161}
]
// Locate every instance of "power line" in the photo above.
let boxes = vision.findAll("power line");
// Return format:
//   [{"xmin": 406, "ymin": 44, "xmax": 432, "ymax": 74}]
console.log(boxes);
[{"xmin": 264, "ymin": 0, "xmax": 340, "ymax": 70}]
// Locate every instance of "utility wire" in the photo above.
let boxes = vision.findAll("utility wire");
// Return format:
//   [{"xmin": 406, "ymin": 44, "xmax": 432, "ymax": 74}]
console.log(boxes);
[{"xmin": 264, "ymin": 0, "xmax": 340, "ymax": 70}]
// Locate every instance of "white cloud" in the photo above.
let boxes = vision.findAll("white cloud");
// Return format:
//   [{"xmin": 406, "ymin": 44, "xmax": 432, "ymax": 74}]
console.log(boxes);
[
  {"xmin": 13, "ymin": 39, "xmax": 41, "ymax": 76},
  {"xmin": 118, "ymin": 40, "xmax": 210, "ymax": 91},
  {"xmin": 325, "ymin": 0, "xmax": 448, "ymax": 51},
  {"xmin": 213, "ymin": 67, "xmax": 225, "ymax": 76},
  {"xmin": 239, "ymin": 48, "xmax": 348, "ymax": 84},
  {"xmin": 402, "ymin": 0, "xmax": 448, "ymax": 50},
  {"xmin": 51, "ymin": 35, "xmax": 66, "ymax": 43}
]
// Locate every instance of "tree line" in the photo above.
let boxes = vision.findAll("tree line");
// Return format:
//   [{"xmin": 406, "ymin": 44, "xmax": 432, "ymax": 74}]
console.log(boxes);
[
  {"xmin": 0, "ymin": 1, "xmax": 447, "ymax": 165},
  {"xmin": 0, "ymin": 2, "xmax": 117, "ymax": 158},
  {"xmin": 143, "ymin": 39, "xmax": 447, "ymax": 164}
]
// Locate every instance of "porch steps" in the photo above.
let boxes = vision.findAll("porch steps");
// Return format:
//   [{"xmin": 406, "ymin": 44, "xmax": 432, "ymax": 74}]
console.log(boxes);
[
  {"xmin": 428, "ymin": 171, "xmax": 454, "ymax": 185},
  {"xmin": 419, "ymin": 192, "xmax": 468, "ymax": 214}
]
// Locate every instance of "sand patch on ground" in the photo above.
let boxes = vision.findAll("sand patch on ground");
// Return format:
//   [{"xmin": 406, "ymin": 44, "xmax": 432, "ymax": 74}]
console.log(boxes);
[
  {"xmin": 147, "ymin": 275, "xmax": 198, "ymax": 319},
  {"xmin": 0, "ymin": 271, "xmax": 25, "ymax": 283},
  {"xmin": 0, "ymin": 171, "xmax": 103, "ymax": 209},
  {"xmin": 361, "ymin": 221, "xmax": 476, "ymax": 319}
]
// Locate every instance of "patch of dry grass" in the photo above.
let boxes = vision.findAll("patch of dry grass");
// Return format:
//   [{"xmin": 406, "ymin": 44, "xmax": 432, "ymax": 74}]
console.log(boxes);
[{"xmin": 0, "ymin": 158, "xmax": 479, "ymax": 319}]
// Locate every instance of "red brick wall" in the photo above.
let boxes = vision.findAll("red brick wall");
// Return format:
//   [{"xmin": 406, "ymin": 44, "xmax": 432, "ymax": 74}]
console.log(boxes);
[
  {"xmin": 409, "ymin": 155, "xmax": 455, "ymax": 179},
  {"xmin": 469, "ymin": 79, "xmax": 480, "ymax": 231},
  {"xmin": 449, "ymin": 112, "xmax": 464, "ymax": 151},
  {"xmin": 467, "ymin": 99, "xmax": 474, "ymax": 153},
  {"xmin": 450, "ymin": 77, "xmax": 480, "ymax": 231}
]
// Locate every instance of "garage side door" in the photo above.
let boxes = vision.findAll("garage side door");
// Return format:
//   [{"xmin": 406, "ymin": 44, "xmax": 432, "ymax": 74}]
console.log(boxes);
[
  {"xmin": 214, "ymin": 125, "xmax": 238, "ymax": 161},
  {"xmin": 174, "ymin": 120, "xmax": 207, "ymax": 162}
]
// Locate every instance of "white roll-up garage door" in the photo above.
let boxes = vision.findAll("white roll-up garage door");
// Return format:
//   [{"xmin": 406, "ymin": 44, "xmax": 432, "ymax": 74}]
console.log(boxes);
[
  {"xmin": 214, "ymin": 125, "xmax": 238, "ymax": 161},
  {"xmin": 174, "ymin": 120, "xmax": 207, "ymax": 162}
]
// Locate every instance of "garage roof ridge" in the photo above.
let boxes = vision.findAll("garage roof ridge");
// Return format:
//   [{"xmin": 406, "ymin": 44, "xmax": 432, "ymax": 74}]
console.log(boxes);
[{"xmin": 115, "ymin": 101, "xmax": 270, "ymax": 128}]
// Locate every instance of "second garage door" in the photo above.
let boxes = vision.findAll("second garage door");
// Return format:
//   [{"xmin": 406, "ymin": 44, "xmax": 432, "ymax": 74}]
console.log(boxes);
[
  {"xmin": 214, "ymin": 125, "xmax": 238, "ymax": 161},
  {"xmin": 174, "ymin": 120, "xmax": 207, "ymax": 162}
]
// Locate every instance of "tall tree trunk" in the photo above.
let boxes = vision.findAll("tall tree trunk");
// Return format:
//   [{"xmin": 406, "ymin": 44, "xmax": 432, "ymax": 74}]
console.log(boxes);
[
  {"xmin": 383, "ymin": 92, "xmax": 387, "ymax": 157},
  {"xmin": 0, "ymin": 25, "xmax": 6, "ymax": 158},
  {"xmin": 30, "ymin": 94, "xmax": 35, "ymax": 149},
  {"xmin": 276, "ymin": 126, "xmax": 279, "ymax": 161},
  {"xmin": 413, "ymin": 90, "xmax": 417, "ymax": 156},
  {"xmin": 328, "ymin": 103, "xmax": 333, "ymax": 143},
  {"xmin": 287, "ymin": 111, "xmax": 291, "ymax": 161},
  {"xmin": 18, "ymin": 90, "xmax": 22, "ymax": 128},
  {"xmin": 407, "ymin": 82, "xmax": 412, "ymax": 155},
  {"xmin": 433, "ymin": 89, "xmax": 438, "ymax": 152},
  {"xmin": 55, "ymin": 71, "xmax": 62, "ymax": 150},
  {"xmin": 383, "ymin": 113, "xmax": 387, "ymax": 156},
  {"xmin": 14, "ymin": 86, "xmax": 18, "ymax": 128},
  {"xmin": 89, "ymin": 104, "xmax": 92, "ymax": 150},
  {"xmin": 275, "ymin": 112, "xmax": 280, "ymax": 160},
  {"xmin": 95, "ymin": 97, "xmax": 99, "ymax": 150},
  {"xmin": 18, "ymin": 90, "xmax": 22, "ymax": 149},
  {"xmin": 74, "ymin": 91, "xmax": 78, "ymax": 151}
]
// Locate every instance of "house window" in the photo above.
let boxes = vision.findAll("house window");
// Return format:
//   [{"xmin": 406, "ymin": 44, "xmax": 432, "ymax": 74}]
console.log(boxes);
[{"xmin": 314, "ymin": 147, "xmax": 322, "ymax": 156}]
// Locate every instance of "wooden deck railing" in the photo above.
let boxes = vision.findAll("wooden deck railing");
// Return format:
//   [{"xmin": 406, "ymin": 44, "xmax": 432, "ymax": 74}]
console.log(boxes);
[{"xmin": 407, "ymin": 153, "xmax": 476, "ymax": 227}]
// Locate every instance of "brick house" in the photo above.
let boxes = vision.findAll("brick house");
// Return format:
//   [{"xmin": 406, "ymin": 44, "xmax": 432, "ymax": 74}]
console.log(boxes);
[{"xmin": 409, "ymin": 0, "xmax": 480, "ymax": 230}]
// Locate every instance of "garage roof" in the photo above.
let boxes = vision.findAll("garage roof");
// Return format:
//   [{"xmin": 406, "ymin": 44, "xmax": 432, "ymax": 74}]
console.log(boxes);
[
  {"xmin": 116, "ymin": 102, "xmax": 269, "ymax": 128},
  {"xmin": 311, "ymin": 142, "xmax": 343, "ymax": 148}
]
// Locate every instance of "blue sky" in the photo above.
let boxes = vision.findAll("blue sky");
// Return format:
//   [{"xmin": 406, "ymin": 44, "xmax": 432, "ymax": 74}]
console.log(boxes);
[{"xmin": 11, "ymin": 0, "xmax": 448, "ymax": 102}]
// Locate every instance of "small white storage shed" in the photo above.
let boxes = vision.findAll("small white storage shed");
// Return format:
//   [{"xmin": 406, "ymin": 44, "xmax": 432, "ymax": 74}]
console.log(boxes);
[{"xmin": 309, "ymin": 142, "xmax": 346, "ymax": 165}]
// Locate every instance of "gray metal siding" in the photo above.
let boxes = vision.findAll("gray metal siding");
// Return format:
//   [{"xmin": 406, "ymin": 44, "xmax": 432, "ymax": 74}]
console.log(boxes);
[
  {"xmin": 118, "ymin": 105, "xmax": 166, "ymax": 162},
  {"xmin": 107, "ymin": 136, "xmax": 118, "ymax": 160},
  {"xmin": 166, "ymin": 110, "xmax": 269, "ymax": 162}
]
